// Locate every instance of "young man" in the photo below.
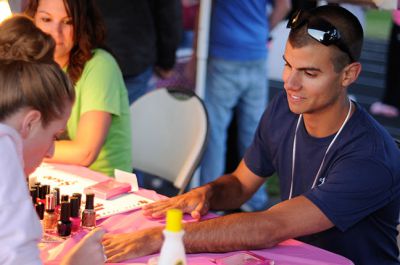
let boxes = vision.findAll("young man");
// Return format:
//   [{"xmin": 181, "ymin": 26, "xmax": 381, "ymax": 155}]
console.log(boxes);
[{"xmin": 103, "ymin": 5, "xmax": 400, "ymax": 264}]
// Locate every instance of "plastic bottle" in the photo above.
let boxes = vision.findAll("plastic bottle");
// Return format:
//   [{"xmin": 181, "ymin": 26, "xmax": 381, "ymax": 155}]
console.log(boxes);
[{"xmin": 157, "ymin": 209, "xmax": 187, "ymax": 265}]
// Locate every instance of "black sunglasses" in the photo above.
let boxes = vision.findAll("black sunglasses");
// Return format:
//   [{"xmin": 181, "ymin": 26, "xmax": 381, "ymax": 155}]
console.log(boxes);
[{"xmin": 287, "ymin": 10, "xmax": 355, "ymax": 62}]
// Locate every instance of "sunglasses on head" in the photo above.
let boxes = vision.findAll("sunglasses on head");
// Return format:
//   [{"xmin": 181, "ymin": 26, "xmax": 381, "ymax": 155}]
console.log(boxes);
[{"xmin": 287, "ymin": 10, "xmax": 355, "ymax": 63}]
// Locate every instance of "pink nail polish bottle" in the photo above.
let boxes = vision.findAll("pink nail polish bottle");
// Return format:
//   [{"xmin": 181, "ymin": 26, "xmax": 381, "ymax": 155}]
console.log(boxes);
[{"xmin": 70, "ymin": 196, "xmax": 81, "ymax": 232}]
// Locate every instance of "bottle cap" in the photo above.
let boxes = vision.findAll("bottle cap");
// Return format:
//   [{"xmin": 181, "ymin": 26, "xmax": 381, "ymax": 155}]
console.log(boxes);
[
  {"xmin": 52, "ymin": 187, "xmax": 60, "ymax": 206},
  {"xmin": 72, "ymin": 193, "xmax": 82, "ymax": 207},
  {"xmin": 30, "ymin": 188, "xmax": 37, "ymax": 204},
  {"xmin": 165, "ymin": 209, "xmax": 183, "ymax": 232},
  {"xmin": 45, "ymin": 194, "xmax": 55, "ymax": 211},
  {"xmin": 70, "ymin": 196, "xmax": 80, "ymax": 217},
  {"xmin": 60, "ymin": 202, "xmax": 71, "ymax": 222},
  {"xmin": 85, "ymin": 193, "xmax": 94, "ymax": 210},
  {"xmin": 61, "ymin": 194, "xmax": 69, "ymax": 202},
  {"xmin": 36, "ymin": 202, "xmax": 45, "ymax": 220},
  {"xmin": 39, "ymin": 184, "xmax": 49, "ymax": 199}
]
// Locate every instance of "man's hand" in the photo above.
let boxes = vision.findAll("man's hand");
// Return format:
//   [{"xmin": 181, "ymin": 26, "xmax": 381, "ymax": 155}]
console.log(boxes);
[
  {"xmin": 61, "ymin": 228, "xmax": 106, "ymax": 265},
  {"xmin": 102, "ymin": 227, "xmax": 163, "ymax": 263},
  {"xmin": 142, "ymin": 185, "xmax": 212, "ymax": 220}
]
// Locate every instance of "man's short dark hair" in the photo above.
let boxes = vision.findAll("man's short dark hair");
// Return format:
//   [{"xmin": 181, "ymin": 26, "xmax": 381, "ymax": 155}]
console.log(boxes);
[{"xmin": 288, "ymin": 5, "xmax": 363, "ymax": 72}]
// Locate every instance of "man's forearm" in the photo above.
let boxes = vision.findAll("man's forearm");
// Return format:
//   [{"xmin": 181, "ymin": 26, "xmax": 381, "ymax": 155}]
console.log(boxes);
[
  {"xmin": 206, "ymin": 174, "xmax": 251, "ymax": 210},
  {"xmin": 269, "ymin": 0, "xmax": 291, "ymax": 30},
  {"xmin": 183, "ymin": 211, "xmax": 279, "ymax": 253}
]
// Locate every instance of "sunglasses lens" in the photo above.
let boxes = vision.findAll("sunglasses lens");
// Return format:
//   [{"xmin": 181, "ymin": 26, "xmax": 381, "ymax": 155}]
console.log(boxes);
[{"xmin": 307, "ymin": 29, "xmax": 328, "ymax": 43}]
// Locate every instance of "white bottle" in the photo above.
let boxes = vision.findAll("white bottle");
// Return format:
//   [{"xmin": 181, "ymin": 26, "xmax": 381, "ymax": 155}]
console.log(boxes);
[{"xmin": 157, "ymin": 209, "xmax": 187, "ymax": 265}]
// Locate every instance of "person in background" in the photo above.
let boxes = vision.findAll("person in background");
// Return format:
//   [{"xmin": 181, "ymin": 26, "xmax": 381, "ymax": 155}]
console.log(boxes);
[
  {"xmin": 369, "ymin": 10, "xmax": 400, "ymax": 118},
  {"xmin": 0, "ymin": 15, "xmax": 105, "ymax": 265},
  {"xmin": 198, "ymin": 0, "xmax": 291, "ymax": 212},
  {"xmin": 103, "ymin": 6, "xmax": 400, "ymax": 264},
  {"xmin": 24, "ymin": 0, "xmax": 132, "ymax": 177},
  {"xmin": 96, "ymin": 0, "xmax": 182, "ymax": 104}
]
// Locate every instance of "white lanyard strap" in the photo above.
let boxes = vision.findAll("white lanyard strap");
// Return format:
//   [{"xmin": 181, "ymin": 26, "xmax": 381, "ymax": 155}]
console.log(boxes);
[{"xmin": 289, "ymin": 99, "xmax": 352, "ymax": 199}]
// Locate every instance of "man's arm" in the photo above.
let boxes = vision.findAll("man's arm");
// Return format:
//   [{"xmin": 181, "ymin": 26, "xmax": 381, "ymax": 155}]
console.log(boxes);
[
  {"xmin": 183, "ymin": 195, "xmax": 333, "ymax": 253},
  {"xmin": 142, "ymin": 159, "xmax": 266, "ymax": 219},
  {"xmin": 269, "ymin": 0, "xmax": 292, "ymax": 30},
  {"xmin": 153, "ymin": 0, "xmax": 182, "ymax": 77},
  {"xmin": 104, "ymin": 161, "xmax": 334, "ymax": 262},
  {"xmin": 181, "ymin": 160, "xmax": 334, "ymax": 253}
]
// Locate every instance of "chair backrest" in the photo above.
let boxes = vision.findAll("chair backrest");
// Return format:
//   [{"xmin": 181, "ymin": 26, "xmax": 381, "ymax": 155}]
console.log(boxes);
[{"xmin": 130, "ymin": 88, "xmax": 208, "ymax": 194}]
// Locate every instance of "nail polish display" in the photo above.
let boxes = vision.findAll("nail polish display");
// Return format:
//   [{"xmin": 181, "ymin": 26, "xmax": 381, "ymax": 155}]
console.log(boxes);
[
  {"xmin": 82, "ymin": 193, "xmax": 96, "ymax": 229},
  {"xmin": 57, "ymin": 202, "xmax": 72, "ymax": 237}
]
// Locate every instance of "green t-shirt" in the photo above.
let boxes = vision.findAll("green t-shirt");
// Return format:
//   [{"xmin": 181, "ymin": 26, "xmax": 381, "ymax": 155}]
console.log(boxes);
[{"xmin": 67, "ymin": 49, "xmax": 132, "ymax": 176}]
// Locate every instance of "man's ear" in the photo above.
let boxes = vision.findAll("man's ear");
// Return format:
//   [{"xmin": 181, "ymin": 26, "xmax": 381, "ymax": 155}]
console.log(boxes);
[
  {"xmin": 341, "ymin": 62, "xmax": 362, "ymax": 87},
  {"xmin": 20, "ymin": 110, "xmax": 42, "ymax": 139}
]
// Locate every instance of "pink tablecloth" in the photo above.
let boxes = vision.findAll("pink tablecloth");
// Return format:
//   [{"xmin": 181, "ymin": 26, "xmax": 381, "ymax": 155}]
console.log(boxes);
[{"xmin": 40, "ymin": 164, "xmax": 353, "ymax": 265}]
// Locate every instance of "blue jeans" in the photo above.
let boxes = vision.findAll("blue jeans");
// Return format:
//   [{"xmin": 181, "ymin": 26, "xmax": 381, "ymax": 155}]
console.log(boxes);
[
  {"xmin": 200, "ymin": 58, "xmax": 269, "ymax": 211},
  {"xmin": 125, "ymin": 67, "xmax": 153, "ymax": 104}
]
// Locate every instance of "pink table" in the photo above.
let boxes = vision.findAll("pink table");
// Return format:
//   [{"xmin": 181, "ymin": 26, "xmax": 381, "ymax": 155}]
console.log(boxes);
[{"xmin": 39, "ymin": 164, "xmax": 354, "ymax": 265}]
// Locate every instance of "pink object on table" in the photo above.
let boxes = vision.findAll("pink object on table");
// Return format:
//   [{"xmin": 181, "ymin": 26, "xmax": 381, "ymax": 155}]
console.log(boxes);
[
  {"xmin": 40, "ymin": 164, "xmax": 354, "ymax": 265},
  {"xmin": 84, "ymin": 179, "xmax": 131, "ymax": 200}
]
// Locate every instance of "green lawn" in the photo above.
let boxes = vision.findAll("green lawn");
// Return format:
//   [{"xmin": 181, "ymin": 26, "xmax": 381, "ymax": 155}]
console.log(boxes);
[{"xmin": 365, "ymin": 9, "xmax": 392, "ymax": 39}]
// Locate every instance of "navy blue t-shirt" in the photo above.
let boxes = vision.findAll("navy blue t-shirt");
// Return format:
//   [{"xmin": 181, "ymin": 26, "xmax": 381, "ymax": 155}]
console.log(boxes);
[{"xmin": 244, "ymin": 91, "xmax": 400, "ymax": 264}]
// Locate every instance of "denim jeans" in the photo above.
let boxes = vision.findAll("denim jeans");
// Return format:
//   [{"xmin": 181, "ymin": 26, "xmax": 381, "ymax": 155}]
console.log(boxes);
[
  {"xmin": 125, "ymin": 67, "xmax": 153, "ymax": 104},
  {"xmin": 200, "ymin": 58, "xmax": 269, "ymax": 210}
]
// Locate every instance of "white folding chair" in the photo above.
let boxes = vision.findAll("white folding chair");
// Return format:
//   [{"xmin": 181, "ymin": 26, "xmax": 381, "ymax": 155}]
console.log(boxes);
[{"xmin": 130, "ymin": 88, "xmax": 208, "ymax": 194}]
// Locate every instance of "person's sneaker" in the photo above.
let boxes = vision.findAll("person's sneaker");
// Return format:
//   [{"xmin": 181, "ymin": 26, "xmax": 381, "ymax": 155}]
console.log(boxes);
[{"xmin": 370, "ymin": 102, "xmax": 399, "ymax": 118}]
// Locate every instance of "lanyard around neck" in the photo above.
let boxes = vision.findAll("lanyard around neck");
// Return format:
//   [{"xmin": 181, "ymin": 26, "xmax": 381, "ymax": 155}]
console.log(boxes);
[{"xmin": 288, "ymin": 99, "xmax": 353, "ymax": 199}]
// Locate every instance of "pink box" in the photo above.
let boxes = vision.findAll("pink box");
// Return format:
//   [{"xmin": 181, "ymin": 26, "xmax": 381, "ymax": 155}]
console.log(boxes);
[{"xmin": 84, "ymin": 179, "xmax": 131, "ymax": 200}]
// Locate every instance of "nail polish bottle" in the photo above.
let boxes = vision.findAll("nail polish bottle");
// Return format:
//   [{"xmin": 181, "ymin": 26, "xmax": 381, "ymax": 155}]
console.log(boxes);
[
  {"xmin": 70, "ymin": 196, "xmax": 81, "ymax": 232},
  {"xmin": 57, "ymin": 202, "xmax": 72, "ymax": 237},
  {"xmin": 52, "ymin": 188, "xmax": 61, "ymax": 219},
  {"xmin": 72, "ymin": 192, "xmax": 82, "ymax": 215},
  {"xmin": 30, "ymin": 188, "xmax": 38, "ymax": 206},
  {"xmin": 36, "ymin": 201, "xmax": 44, "ymax": 220},
  {"xmin": 43, "ymin": 194, "xmax": 57, "ymax": 232},
  {"xmin": 81, "ymin": 193, "xmax": 96, "ymax": 229},
  {"xmin": 38, "ymin": 184, "xmax": 50, "ymax": 205}
]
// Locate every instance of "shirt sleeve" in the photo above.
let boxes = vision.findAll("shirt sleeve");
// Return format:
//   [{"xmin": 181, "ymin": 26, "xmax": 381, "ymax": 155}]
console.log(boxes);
[
  {"xmin": 0, "ymin": 136, "xmax": 42, "ymax": 265},
  {"xmin": 244, "ymin": 92, "xmax": 285, "ymax": 177},
  {"xmin": 79, "ymin": 50, "xmax": 126, "ymax": 116},
  {"xmin": 305, "ymin": 157, "xmax": 395, "ymax": 232}
]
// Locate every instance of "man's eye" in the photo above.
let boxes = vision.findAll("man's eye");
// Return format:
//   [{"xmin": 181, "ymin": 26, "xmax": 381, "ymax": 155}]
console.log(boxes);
[{"xmin": 305, "ymin": 71, "xmax": 317, "ymax": 77}]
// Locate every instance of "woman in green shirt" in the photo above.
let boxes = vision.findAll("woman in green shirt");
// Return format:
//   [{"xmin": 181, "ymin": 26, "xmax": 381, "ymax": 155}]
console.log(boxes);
[{"xmin": 25, "ymin": 0, "xmax": 132, "ymax": 177}]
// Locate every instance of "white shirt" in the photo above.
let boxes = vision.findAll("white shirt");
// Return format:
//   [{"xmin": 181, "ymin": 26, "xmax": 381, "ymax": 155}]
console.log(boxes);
[{"xmin": 0, "ymin": 123, "xmax": 42, "ymax": 265}]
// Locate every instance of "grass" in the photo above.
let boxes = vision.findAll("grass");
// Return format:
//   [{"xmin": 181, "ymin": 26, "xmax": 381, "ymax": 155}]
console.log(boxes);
[{"xmin": 365, "ymin": 9, "xmax": 392, "ymax": 39}]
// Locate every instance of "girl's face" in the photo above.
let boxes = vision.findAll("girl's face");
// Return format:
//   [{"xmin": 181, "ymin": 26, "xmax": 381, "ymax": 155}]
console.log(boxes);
[
  {"xmin": 23, "ymin": 102, "xmax": 72, "ymax": 175},
  {"xmin": 34, "ymin": 0, "xmax": 74, "ymax": 68}
]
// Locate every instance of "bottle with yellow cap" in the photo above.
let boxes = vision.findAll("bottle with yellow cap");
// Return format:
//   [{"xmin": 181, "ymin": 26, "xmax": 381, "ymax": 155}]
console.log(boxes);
[{"xmin": 157, "ymin": 208, "xmax": 187, "ymax": 265}]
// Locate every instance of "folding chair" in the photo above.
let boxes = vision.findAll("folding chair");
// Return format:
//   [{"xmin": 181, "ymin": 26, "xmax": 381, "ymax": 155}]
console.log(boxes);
[{"xmin": 130, "ymin": 88, "xmax": 208, "ymax": 195}]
